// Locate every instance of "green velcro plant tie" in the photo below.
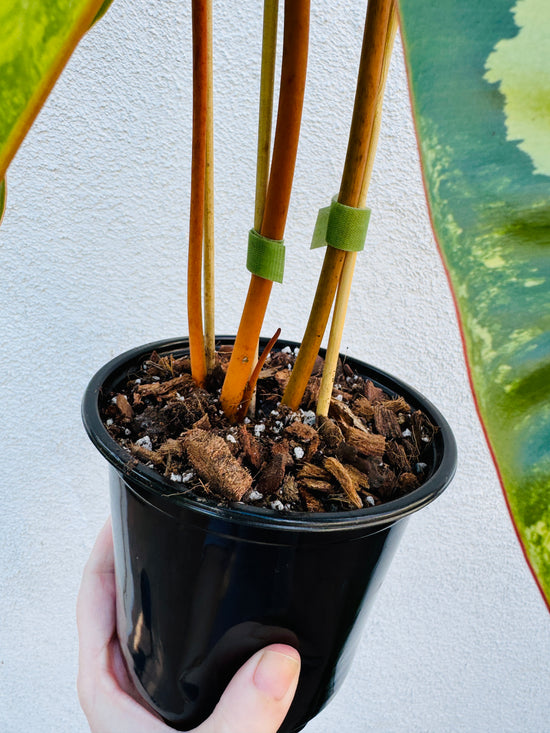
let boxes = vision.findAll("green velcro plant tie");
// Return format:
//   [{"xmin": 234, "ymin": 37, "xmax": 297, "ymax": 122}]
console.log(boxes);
[
  {"xmin": 246, "ymin": 229, "xmax": 285, "ymax": 283},
  {"xmin": 311, "ymin": 196, "xmax": 371, "ymax": 252}
]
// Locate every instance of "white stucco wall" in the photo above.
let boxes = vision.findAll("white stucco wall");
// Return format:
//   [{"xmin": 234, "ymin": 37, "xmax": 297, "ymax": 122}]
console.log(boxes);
[{"xmin": 0, "ymin": 1, "xmax": 548, "ymax": 731}]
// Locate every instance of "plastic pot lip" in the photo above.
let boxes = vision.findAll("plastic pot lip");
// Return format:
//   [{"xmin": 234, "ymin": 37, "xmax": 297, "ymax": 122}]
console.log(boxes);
[{"xmin": 82, "ymin": 336, "xmax": 457, "ymax": 532}]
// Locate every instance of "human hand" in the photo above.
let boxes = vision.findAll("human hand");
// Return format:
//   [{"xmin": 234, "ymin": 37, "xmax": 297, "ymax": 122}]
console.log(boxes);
[{"xmin": 77, "ymin": 519, "xmax": 300, "ymax": 733}]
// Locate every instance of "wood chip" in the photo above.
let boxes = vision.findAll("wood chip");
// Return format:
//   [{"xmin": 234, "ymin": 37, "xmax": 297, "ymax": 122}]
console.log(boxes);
[
  {"xmin": 238, "ymin": 425, "xmax": 263, "ymax": 470},
  {"xmin": 329, "ymin": 398, "xmax": 369, "ymax": 433},
  {"xmin": 398, "ymin": 472, "xmax": 419, "ymax": 493},
  {"xmin": 157, "ymin": 438, "xmax": 185, "ymax": 458},
  {"xmin": 343, "ymin": 463, "xmax": 370, "ymax": 491},
  {"xmin": 130, "ymin": 443, "xmax": 164, "ymax": 467},
  {"xmin": 193, "ymin": 414, "xmax": 211, "ymax": 431},
  {"xmin": 298, "ymin": 478, "xmax": 333, "ymax": 493},
  {"xmin": 385, "ymin": 441, "xmax": 411, "ymax": 473},
  {"xmin": 352, "ymin": 396, "xmax": 374, "ymax": 421},
  {"xmin": 257, "ymin": 453, "xmax": 291, "ymax": 495},
  {"xmin": 323, "ymin": 456, "xmax": 363, "ymax": 509},
  {"xmin": 182, "ymin": 429, "xmax": 252, "ymax": 501},
  {"xmin": 317, "ymin": 416, "xmax": 344, "ymax": 449},
  {"xmin": 280, "ymin": 475, "xmax": 300, "ymax": 503},
  {"xmin": 116, "ymin": 393, "xmax": 134, "ymax": 420},
  {"xmin": 297, "ymin": 463, "xmax": 332, "ymax": 481},
  {"xmin": 275, "ymin": 370, "xmax": 291, "ymax": 390},
  {"xmin": 135, "ymin": 374, "xmax": 194, "ymax": 399},
  {"xmin": 384, "ymin": 396, "xmax": 411, "ymax": 414},
  {"xmin": 373, "ymin": 404, "xmax": 403, "ymax": 440},
  {"xmin": 342, "ymin": 425, "xmax": 386, "ymax": 457},
  {"xmin": 284, "ymin": 422, "xmax": 320, "ymax": 459},
  {"xmin": 365, "ymin": 380, "xmax": 387, "ymax": 403},
  {"xmin": 299, "ymin": 488, "xmax": 325, "ymax": 512}
]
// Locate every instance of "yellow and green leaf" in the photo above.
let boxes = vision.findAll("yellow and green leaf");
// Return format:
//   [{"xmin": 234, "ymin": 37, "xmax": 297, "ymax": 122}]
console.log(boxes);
[
  {"xmin": 399, "ymin": 0, "xmax": 550, "ymax": 607},
  {"xmin": 0, "ymin": 0, "xmax": 110, "ymax": 184}
]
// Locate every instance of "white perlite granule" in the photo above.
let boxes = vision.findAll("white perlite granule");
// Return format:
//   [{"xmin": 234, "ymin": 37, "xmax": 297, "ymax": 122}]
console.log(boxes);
[
  {"xmin": 226, "ymin": 434, "xmax": 237, "ymax": 444},
  {"xmin": 136, "ymin": 436, "xmax": 153, "ymax": 451},
  {"xmin": 270, "ymin": 500, "xmax": 284, "ymax": 511},
  {"xmin": 248, "ymin": 490, "xmax": 263, "ymax": 501},
  {"xmin": 293, "ymin": 446, "xmax": 305, "ymax": 460},
  {"xmin": 254, "ymin": 423, "xmax": 266, "ymax": 437},
  {"xmin": 170, "ymin": 473, "xmax": 183, "ymax": 482},
  {"xmin": 300, "ymin": 410, "xmax": 316, "ymax": 426}
]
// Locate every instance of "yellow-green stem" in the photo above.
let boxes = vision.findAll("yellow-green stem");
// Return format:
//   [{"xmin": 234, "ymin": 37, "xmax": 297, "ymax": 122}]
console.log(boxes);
[
  {"xmin": 317, "ymin": 1, "xmax": 397, "ymax": 417},
  {"xmin": 255, "ymin": 0, "xmax": 279, "ymax": 232},
  {"xmin": 204, "ymin": 0, "xmax": 216, "ymax": 373}
]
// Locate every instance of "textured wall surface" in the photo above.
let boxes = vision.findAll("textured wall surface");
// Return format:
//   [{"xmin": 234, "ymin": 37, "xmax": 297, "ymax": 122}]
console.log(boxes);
[{"xmin": 0, "ymin": 1, "xmax": 548, "ymax": 731}]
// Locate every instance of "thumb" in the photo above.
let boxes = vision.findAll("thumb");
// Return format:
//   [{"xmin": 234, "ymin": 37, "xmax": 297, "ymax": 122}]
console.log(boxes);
[{"xmin": 194, "ymin": 644, "xmax": 300, "ymax": 733}]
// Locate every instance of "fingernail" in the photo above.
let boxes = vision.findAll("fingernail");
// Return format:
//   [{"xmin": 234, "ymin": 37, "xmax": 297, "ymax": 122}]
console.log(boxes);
[{"xmin": 253, "ymin": 648, "xmax": 300, "ymax": 701}]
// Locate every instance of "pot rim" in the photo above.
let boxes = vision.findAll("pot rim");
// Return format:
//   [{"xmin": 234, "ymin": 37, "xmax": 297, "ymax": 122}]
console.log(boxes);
[{"xmin": 82, "ymin": 336, "xmax": 457, "ymax": 531}]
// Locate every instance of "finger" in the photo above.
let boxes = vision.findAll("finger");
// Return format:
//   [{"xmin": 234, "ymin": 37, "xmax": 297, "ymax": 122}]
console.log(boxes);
[
  {"xmin": 195, "ymin": 644, "xmax": 300, "ymax": 733},
  {"xmin": 77, "ymin": 518, "xmax": 116, "ymax": 665}
]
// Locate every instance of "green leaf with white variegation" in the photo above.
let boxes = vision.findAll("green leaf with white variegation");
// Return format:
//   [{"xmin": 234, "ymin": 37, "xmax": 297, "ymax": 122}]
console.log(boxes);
[
  {"xmin": 398, "ymin": 0, "xmax": 550, "ymax": 607},
  {"xmin": 0, "ymin": 0, "xmax": 110, "ymax": 185}
]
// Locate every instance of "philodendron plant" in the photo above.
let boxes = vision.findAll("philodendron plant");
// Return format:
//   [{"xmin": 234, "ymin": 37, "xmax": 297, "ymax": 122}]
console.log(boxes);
[{"xmin": 1, "ymin": 0, "xmax": 548, "ymax": 611}]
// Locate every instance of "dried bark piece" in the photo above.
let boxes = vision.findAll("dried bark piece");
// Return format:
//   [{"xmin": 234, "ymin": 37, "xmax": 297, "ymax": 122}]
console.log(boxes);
[
  {"xmin": 297, "ymin": 463, "xmax": 332, "ymax": 481},
  {"xmin": 135, "ymin": 374, "xmax": 194, "ymax": 399},
  {"xmin": 116, "ymin": 394, "xmax": 134, "ymax": 420},
  {"xmin": 298, "ymin": 478, "xmax": 333, "ymax": 493},
  {"xmin": 373, "ymin": 404, "xmax": 403, "ymax": 440},
  {"xmin": 182, "ymin": 429, "xmax": 252, "ymax": 501},
  {"xmin": 398, "ymin": 472, "xmax": 419, "ymax": 493},
  {"xmin": 385, "ymin": 441, "xmax": 411, "ymax": 474},
  {"xmin": 300, "ymin": 488, "xmax": 325, "ymax": 512},
  {"xmin": 384, "ymin": 396, "xmax": 411, "ymax": 414},
  {"xmin": 352, "ymin": 396, "xmax": 374, "ymax": 421},
  {"xmin": 302, "ymin": 377, "xmax": 321, "ymax": 409},
  {"xmin": 275, "ymin": 370, "xmax": 291, "ymax": 390},
  {"xmin": 257, "ymin": 453, "xmax": 291, "ymax": 495},
  {"xmin": 323, "ymin": 457, "xmax": 363, "ymax": 509},
  {"xmin": 280, "ymin": 475, "xmax": 300, "ymax": 503},
  {"xmin": 411, "ymin": 410, "xmax": 437, "ymax": 446},
  {"xmin": 329, "ymin": 398, "xmax": 370, "ymax": 433},
  {"xmin": 258, "ymin": 366, "xmax": 279, "ymax": 380},
  {"xmin": 238, "ymin": 425, "xmax": 263, "ymax": 470},
  {"xmin": 343, "ymin": 464, "xmax": 370, "ymax": 491},
  {"xmin": 272, "ymin": 438, "xmax": 291, "ymax": 456},
  {"xmin": 130, "ymin": 443, "xmax": 164, "ymax": 467},
  {"xmin": 365, "ymin": 380, "xmax": 387, "ymax": 403},
  {"xmin": 193, "ymin": 414, "xmax": 211, "ymax": 431},
  {"xmin": 342, "ymin": 425, "xmax": 386, "ymax": 457},
  {"xmin": 360, "ymin": 458, "xmax": 398, "ymax": 499},
  {"xmin": 317, "ymin": 416, "xmax": 344, "ymax": 450},
  {"xmin": 284, "ymin": 422, "xmax": 320, "ymax": 459},
  {"xmin": 157, "ymin": 438, "xmax": 186, "ymax": 458}
]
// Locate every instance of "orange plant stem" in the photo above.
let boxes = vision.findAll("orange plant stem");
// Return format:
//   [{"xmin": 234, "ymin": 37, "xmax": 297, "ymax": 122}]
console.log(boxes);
[
  {"xmin": 188, "ymin": 0, "xmax": 208, "ymax": 387},
  {"xmin": 236, "ymin": 327, "xmax": 281, "ymax": 422},
  {"xmin": 221, "ymin": 0, "xmax": 310, "ymax": 422}
]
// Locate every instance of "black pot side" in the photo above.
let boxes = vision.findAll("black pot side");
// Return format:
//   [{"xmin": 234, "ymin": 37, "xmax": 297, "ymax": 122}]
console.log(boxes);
[{"xmin": 82, "ymin": 337, "xmax": 457, "ymax": 733}]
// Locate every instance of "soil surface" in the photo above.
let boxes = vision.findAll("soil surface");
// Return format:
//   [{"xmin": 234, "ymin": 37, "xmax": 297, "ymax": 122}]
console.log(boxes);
[{"xmin": 101, "ymin": 346, "xmax": 437, "ymax": 513}]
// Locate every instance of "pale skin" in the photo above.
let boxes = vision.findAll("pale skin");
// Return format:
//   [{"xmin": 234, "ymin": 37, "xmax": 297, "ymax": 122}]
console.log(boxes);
[{"xmin": 77, "ymin": 519, "xmax": 301, "ymax": 733}]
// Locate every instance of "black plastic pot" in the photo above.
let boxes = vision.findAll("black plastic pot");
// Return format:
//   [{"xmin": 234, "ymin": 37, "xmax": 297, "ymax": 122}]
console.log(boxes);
[{"xmin": 82, "ymin": 337, "xmax": 457, "ymax": 733}]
